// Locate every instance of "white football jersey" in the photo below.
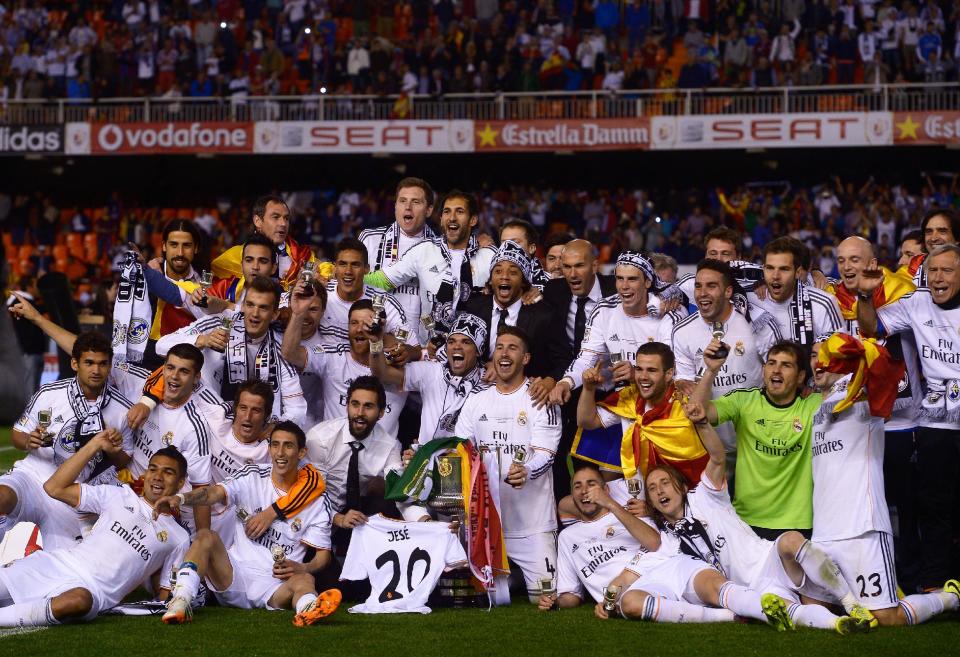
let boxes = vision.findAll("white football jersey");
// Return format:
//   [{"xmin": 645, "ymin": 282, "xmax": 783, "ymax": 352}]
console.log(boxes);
[
  {"xmin": 748, "ymin": 287, "xmax": 843, "ymax": 343},
  {"xmin": 403, "ymin": 360, "xmax": 480, "ymax": 444},
  {"xmin": 566, "ymin": 294, "xmax": 684, "ymax": 389},
  {"xmin": 221, "ymin": 464, "xmax": 333, "ymax": 565},
  {"xmin": 341, "ymin": 514, "xmax": 467, "ymax": 614},
  {"xmin": 319, "ymin": 281, "xmax": 417, "ymax": 348},
  {"xmin": 811, "ymin": 377, "xmax": 891, "ymax": 541},
  {"xmin": 304, "ymin": 344, "xmax": 408, "ymax": 436},
  {"xmin": 556, "ymin": 512, "xmax": 653, "ymax": 603},
  {"xmin": 70, "ymin": 484, "xmax": 188, "ymax": 605},
  {"xmin": 298, "ymin": 331, "xmax": 327, "ymax": 428},
  {"xmin": 13, "ymin": 379, "xmax": 134, "ymax": 482},
  {"xmin": 454, "ymin": 380, "xmax": 561, "ymax": 538},
  {"xmin": 361, "ymin": 223, "xmax": 431, "ymax": 335},
  {"xmin": 671, "ymin": 309, "xmax": 780, "ymax": 451}
]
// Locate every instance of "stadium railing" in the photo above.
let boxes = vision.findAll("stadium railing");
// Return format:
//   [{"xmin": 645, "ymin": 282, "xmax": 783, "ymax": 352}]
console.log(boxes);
[{"xmin": 0, "ymin": 82, "xmax": 957, "ymax": 125}]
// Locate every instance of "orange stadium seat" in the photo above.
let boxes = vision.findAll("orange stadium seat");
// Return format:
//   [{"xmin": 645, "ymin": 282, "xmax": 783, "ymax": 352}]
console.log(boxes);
[
  {"xmin": 83, "ymin": 233, "xmax": 97, "ymax": 248},
  {"xmin": 66, "ymin": 233, "xmax": 82, "ymax": 249},
  {"xmin": 17, "ymin": 244, "xmax": 34, "ymax": 260},
  {"xmin": 2, "ymin": 232, "xmax": 12, "ymax": 250},
  {"xmin": 52, "ymin": 245, "xmax": 68, "ymax": 261}
]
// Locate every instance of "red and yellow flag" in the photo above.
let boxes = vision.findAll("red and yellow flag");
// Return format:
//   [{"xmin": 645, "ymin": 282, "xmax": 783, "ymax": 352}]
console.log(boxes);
[
  {"xmin": 599, "ymin": 385, "xmax": 708, "ymax": 484},
  {"xmin": 460, "ymin": 442, "xmax": 509, "ymax": 584},
  {"xmin": 827, "ymin": 266, "xmax": 915, "ymax": 320},
  {"xmin": 816, "ymin": 333, "xmax": 905, "ymax": 419}
]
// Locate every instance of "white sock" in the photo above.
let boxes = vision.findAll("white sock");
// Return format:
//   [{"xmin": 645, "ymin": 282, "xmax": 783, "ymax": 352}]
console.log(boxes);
[
  {"xmin": 640, "ymin": 596, "xmax": 734, "ymax": 623},
  {"xmin": 295, "ymin": 593, "xmax": 317, "ymax": 614},
  {"xmin": 172, "ymin": 563, "xmax": 201, "ymax": 602},
  {"xmin": 900, "ymin": 593, "xmax": 949, "ymax": 625},
  {"xmin": 795, "ymin": 540, "xmax": 858, "ymax": 613},
  {"xmin": 788, "ymin": 602, "xmax": 841, "ymax": 629},
  {"xmin": 717, "ymin": 582, "xmax": 765, "ymax": 621},
  {"xmin": 0, "ymin": 599, "xmax": 59, "ymax": 627}
]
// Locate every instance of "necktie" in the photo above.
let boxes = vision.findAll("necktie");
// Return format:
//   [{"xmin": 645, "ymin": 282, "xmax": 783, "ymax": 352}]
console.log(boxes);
[
  {"xmin": 491, "ymin": 306, "xmax": 509, "ymax": 358},
  {"xmin": 346, "ymin": 441, "xmax": 365, "ymax": 512},
  {"xmin": 573, "ymin": 296, "xmax": 589, "ymax": 353}
]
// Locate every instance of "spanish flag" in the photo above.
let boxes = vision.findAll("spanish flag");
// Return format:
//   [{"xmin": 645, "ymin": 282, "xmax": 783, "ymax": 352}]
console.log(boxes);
[
  {"xmin": 827, "ymin": 266, "xmax": 915, "ymax": 320},
  {"xmin": 599, "ymin": 384, "xmax": 708, "ymax": 484},
  {"xmin": 816, "ymin": 333, "xmax": 905, "ymax": 419},
  {"xmin": 211, "ymin": 238, "xmax": 331, "ymax": 291}
]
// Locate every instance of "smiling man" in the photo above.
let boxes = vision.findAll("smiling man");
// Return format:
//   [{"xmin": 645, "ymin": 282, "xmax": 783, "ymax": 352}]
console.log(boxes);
[
  {"xmin": 899, "ymin": 209, "xmax": 960, "ymax": 287},
  {"xmin": 692, "ymin": 340, "xmax": 820, "ymax": 540}
]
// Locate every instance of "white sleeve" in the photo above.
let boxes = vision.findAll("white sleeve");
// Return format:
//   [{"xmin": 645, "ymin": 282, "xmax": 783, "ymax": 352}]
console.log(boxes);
[
  {"xmin": 13, "ymin": 389, "xmax": 43, "ymax": 434},
  {"xmin": 154, "ymin": 315, "xmax": 220, "ymax": 357},
  {"xmin": 815, "ymin": 291, "xmax": 844, "ymax": 334},
  {"xmin": 380, "ymin": 243, "xmax": 424, "ymax": 288},
  {"xmin": 303, "ymin": 346, "xmax": 331, "ymax": 376},
  {"xmin": 108, "ymin": 360, "xmax": 152, "ymax": 402},
  {"xmin": 278, "ymin": 358, "xmax": 307, "ymax": 425},
  {"xmin": 220, "ymin": 472, "xmax": 250, "ymax": 508},
  {"xmin": 751, "ymin": 311, "xmax": 782, "ymax": 358},
  {"xmin": 657, "ymin": 311, "xmax": 684, "ymax": 344},
  {"xmin": 339, "ymin": 525, "xmax": 369, "ymax": 581},
  {"xmin": 75, "ymin": 482, "xmax": 115, "ymax": 514},
  {"xmin": 530, "ymin": 402, "xmax": 561, "ymax": 454},
  {"xmin": 300, "ymin": 494, "xmax": 333, "ymax": 551},
  {"xmin": 453, "ymin": 395, "xmax": 478, "ymax": 444},
  {"xmin": 402, "ymin": 361, "xmax": 431, "ymax": 393},
  {"xmin": 555, "ymin": 537, "xmax": 585, "ymax": 599},
  {"xmin": 597, "ymin": 406, "xmax": 621, "ymax": 429},
  {"xmin": 565, "ymin": 304, "xmax": 606, "ymax": 389},
  {"xmin": 876, "ymin": 294, "xmax": 916, "ymax": 335},
  {"xmin": 181, "ymin": 426, "xmax": 213, "ymax": 486},
  {"xmin": 384, "ymin": 295, "xmax": 418, "ymax": 345},
  {"xmin": 671, "ymin": 328, "xmax": 697, "ymax": 381}
]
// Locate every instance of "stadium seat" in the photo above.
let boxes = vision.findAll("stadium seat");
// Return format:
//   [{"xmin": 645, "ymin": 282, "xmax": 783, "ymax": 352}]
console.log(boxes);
[{"xmin": 52, "ymin": 245, "xmax": 68, "ymax": 261}]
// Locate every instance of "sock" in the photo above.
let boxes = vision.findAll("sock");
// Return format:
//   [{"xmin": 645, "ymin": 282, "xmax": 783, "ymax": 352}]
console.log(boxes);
[
  {"xmin": 788, "ymin": 602, "xmax": 841, "ymax": 630},
  {"xmin": 295, "ymin": 593, "xmax": 317, "ymax": 614},
  {"xmin": 0, "ymin": 599, "xmax": 59, "ymax": 627},
  {"xmin": 899, "ymin": 593, "xmax": 949, "ymax": 625},
  {"xmin": 795, "ymin": 540, "xmax": 858, "ymax": 613},
  {"xmin": 717, "ymin": 582, "xmax": 765, "ymax": 621},
  {"xmin": 640, "ymin": 596, "xmax": 734, "ymax": 623},
  {"xmin": 172, "ymin": 562, "xmax": 201, "ymax": 602}
]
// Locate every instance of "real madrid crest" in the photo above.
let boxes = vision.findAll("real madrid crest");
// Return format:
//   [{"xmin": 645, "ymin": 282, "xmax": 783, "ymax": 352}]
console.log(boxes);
[
  {"xmin": 157, "ymin": 530, "xmax": 168, "ymax": 543},
  {"xmin": 291, "ymin": 518, "xmax": 302, "ymax": 532},
  {"xmin": 792, "ymin": 418, "xmax": 803, "ymax": 433},
  {"xmin": 438, "ymin": 457, "xmax": 453, "ymax": 477},
  {"xmin": 605, "ymin": 526, "xmax": 616, "ymax": 539},
  {"xmin": 517, "ymin": 411, "xmax": 527, "ymax": 426},
  {"xmin": 949, "ymin": 381, "xmax": 960, "ymax": 402},
  {"xmin": 162, "ymin": 431, "xmax": 174, "ymax": 447},
  {"xmin": 734, "ymin": 341, "xmax": 745, "ymax": 356}
]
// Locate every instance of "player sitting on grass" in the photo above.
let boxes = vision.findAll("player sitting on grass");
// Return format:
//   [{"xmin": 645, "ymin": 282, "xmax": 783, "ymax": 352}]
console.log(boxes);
[
  {"xmin": 157, "ymin": 421, "xmax": 340, "ymax": 626},
  {"xmin": 0, "ymin": 432, "xmax": 189, "ymax": 627}
]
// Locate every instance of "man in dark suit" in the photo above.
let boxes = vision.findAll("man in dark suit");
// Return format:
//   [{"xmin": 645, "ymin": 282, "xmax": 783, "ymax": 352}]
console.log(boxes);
[
  {"xmin": 461, "ymin": 241, "xmax": 570, "ymax": 387},
  {"xmin": 539, "ymin": 239, "xmax": 617, "ymax": 497}
]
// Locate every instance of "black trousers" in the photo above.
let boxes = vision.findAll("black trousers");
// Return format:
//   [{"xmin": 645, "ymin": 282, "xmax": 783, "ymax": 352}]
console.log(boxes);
[
  {"xmin": 883, "ymin": 429, "xmax": 921, "ymax": 591},
  {"xmin": 915, "ymin": 425, "xmax": 960, "ymax": 588},
  {"xmin": 750, "ymin": 526, "xmax": 811, "ymax": 541}
]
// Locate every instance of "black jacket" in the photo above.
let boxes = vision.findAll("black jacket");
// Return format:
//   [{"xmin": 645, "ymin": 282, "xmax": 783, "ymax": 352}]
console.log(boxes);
[{"xmin": 542, "ymin": 273, "xmax": 618, "ymax": 369}]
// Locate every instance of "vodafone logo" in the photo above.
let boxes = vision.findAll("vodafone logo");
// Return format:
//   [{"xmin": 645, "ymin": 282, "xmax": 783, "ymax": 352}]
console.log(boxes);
[{"xmin": 92, "ymin": 122, "xmax": 253, "ymax": 154}]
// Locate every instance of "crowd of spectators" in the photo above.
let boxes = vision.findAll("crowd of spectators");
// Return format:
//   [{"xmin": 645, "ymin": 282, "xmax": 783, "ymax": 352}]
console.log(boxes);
[
  {"xmin": 2, "ymin": 170, "xmax": 956, "ymax": 310},
  {"xmin": 1, "ymin": 0, "xmax": 960, "ymax": 106}
]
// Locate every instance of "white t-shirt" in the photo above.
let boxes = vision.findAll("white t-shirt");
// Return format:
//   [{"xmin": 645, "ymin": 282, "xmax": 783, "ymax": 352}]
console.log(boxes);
[
  {"xmin": 193, "ymin": 388, "xmax": 269, "ymax": 482},
  {"xmin": 341, "ymin": 514, "xmax": 467, "ymax": 614},
  {"xmin": 298, "ymin": 331, "xmax": 326, "ymax": 427},
  {"xmin": 71, "ymin": 483, "xmax": 189, "ymax": 605},
  {"xmin": 304, "ymin": 344, "xmax": 407, "ymax": 436},
  {"xmin": 360, "ymin": 223, "xmax": 431, "ymax": 337},
  {"xmin": 221, "ymin": 463, "xmax": 333, "ymax": 564},
  {"xmin": 748, "ymin": 287, "xmax": 843, "ymax": 343},
  {"xmin": 812, "ymin": 377, "xmax": 891, "ymax": 541},
  {"xmin": 556, "ymin": 512, "xmax": 652, "ymax": 603},
  {"xmin": 13, "ymin": 379, "xmax": 134, "ymax": 482},
  {"xmin": 403, "ymin": 360, "xmax": 480, "ymax": 444},
  {"xmin": 566, "ymin": 294, "xmax": 684, "ymax": 389},
  {"xmin": 454, "ymin": 380, "xmax": 561, "ymax": 538},
  {"xmin": 319, "ymin": 281, "xmax": 417, "ymax": 348},
  {"xmin": 671, "ymin": 309, "xmax": 780, "ymax": 451}
]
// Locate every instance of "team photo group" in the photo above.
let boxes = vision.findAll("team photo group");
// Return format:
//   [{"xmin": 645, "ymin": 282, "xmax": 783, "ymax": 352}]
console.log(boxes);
[{"xmin": 1, "ymin": 178, "xmax": 959, "ymax": 635}]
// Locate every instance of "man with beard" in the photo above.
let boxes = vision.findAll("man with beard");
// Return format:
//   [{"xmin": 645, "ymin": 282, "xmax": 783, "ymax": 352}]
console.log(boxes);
[
  {"xmin": 364, "ymin": 190, "xmax": 496, "ymax": 342},
  {"xmin": 899, "ymin": 208, "xmax": 959, "ymax": 286},
  {"xmin": 369, "ymin": 312, "xmax": 486, "ymax": 445},
  {"xmin": 304, "ymin": 377, "xmax": 425, "ymax": 528},
  {"xmin": 539, "ymin": 464, "xmax": 661, "ymax": 611},
  {"xmin": 283, "ymin": 299, "xmax": 408, "ymax": 436},
  {"xmin": 212, "ymin": 195, "xmax": 322, "ymax": 292},
  {"xmin": 156, "ymin": 276, "xmax": 306, "ymax": 426},
  {"xmin": 360, "ymin": 178, "xmax": 438, "ymax": 329},
  {"xmin": 676, "ymin": 227, "xmax": 742, "ymax": 303},
  {"xmin": 454, "ymin": 326, "xmax": 562, "ymax": 603},
  {"xmin": 461, "ymin": 240, "xmax": 568, "ymax": 381},
  {"xmin": 2, "ymin": 331, "xmax": 134, "ymax": 549},
  {"xmin": 188, "ymin": 233, "xmax": 279, "ymax": 313},
  {"xmin": 543, "ymin": 235, "xmax": 570, "ymax": 280},
  {"xmin": 317, "ymin": 237, "xmax": 416, "ymax": 354},
  {"xmin": 749, "ymin": 238, "xmax": 843, "ymax": 349}
]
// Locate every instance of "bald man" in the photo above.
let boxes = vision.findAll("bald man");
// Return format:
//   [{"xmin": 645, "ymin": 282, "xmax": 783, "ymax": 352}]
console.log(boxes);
[{"xmin": 542, "ymin": 240, "xmax": 618, "ymax": 497}]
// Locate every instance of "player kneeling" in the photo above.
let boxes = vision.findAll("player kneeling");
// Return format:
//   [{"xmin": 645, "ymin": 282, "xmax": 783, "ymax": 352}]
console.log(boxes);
[
  {"xmin": 157, "ymin": 421, "xmax": 340, "ymax": 626},
  {"xmin": 0, "ymin": 431, "xmax": 189, "ymax": 627}
]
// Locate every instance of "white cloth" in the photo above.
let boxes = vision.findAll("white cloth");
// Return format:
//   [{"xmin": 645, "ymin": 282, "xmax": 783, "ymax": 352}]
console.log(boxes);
[
  {"xmin": 403, "ymin": 360, "xmax": 480, "ymax": 444},
  {"xmin": 319, "ymin": 281, "xmax": 417, "ymax": 348},
  {"xmin": 748, "ymin": 287, "xmax": 843, "ymax": 344}
]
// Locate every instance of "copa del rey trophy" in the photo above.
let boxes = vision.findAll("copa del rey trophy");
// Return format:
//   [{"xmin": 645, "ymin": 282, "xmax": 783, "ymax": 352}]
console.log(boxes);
[{"xmin": 427, "ymin": 451, "xmax": 464, "ymax": 519}]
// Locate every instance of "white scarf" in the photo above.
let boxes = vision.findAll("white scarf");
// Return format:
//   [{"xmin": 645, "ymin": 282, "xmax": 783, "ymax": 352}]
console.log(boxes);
[
  {"xmin": 53, "ymin": 378, "xmax": 112, "ymax": 483},
  {"xmin": 113, "ymin": 252, "xmax": 152, "ymax": 363},
  {"xmin": 222, "ymin": 312, "xmax": 281, "ymax": 407}
]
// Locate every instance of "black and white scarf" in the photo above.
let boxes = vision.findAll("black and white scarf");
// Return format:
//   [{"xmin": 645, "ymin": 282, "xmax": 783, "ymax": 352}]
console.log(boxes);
[
  {"xmin": 113, "ymin": 251, "xmax": 151, "ymax": 363},
  {"xmin": 788, "ymin": 280, "xmax": 815, "ymax": 346},
  {"xmin": 431, "ymin": 233, "xmax": 480, "ymax": 331},
  {"xmin": 668, "ymin": 514, "xmax": 725, "ymax": 577},
  {"xmin": 222, "ymin": 312, "xmax": 281, "ymax": 403},
  {"xmin": 374, "ymin": 222, "xmax": 438, "ymax": 270},
  {"xmin": 53, "ymin": 378, "xmax": 112, "ymax": 482}
]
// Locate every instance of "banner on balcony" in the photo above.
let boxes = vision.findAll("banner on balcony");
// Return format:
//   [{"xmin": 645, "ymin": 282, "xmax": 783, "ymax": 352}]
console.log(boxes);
[
  {"xmin": 893, "ymin": 112, "xmax": 960, "ymax": 145},
  {"xmin": 0, "ymin": 125, "xmax": 63, "ymax": 155},
  {"xmin": 65, "ymin": 122, "xmax": 254, "ymax": 155},
  {"xmin": 650, "ymin": 112, "xmax": 893, "ymax": 150},
  {"xmin": 254, "ymin": 120, "xmax": 474, "ymax": 153},
  {"xmin": 474, "ymin": 118, "xmax": 651, "ymax": 152}
]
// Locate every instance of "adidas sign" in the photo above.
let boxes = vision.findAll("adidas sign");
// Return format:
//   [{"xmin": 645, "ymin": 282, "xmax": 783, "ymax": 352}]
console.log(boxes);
[
  {"xmin": 478, "ymin": 414, "xmax": 488, "ymax": 421},
  {"xmin": 429, "ymin": 265, "xmax": 440, "ymax": 273}
]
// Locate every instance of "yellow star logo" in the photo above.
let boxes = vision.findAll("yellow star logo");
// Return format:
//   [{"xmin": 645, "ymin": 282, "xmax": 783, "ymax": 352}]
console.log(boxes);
[
  {"xmin": 477, "ymin": 123, "xmax": 499, "ymax": 148},
  {"xmin": 896, "ymin": 115, "xmax": 920, "ymax": 140}
]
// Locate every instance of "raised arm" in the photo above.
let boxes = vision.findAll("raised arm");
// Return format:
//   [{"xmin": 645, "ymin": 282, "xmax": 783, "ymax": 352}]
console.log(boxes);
[
  {"xmin": 43, "ymin": 429, "xmax": 123, "ymax": 507},
  {"xmin": 153, "ymin": 483, "xmax": 228, "ymax": 519},
  {"xmin": 576, "ymin": 363, "xmax": 605, "ymax": 430},
  {"xmin": 855, "ymin": 263, "xmax": 885, "ymax": 337},
  {"xmin": 684, "ymin": 401, "xmax": 725, "ymax": 488},
  {"xmin": 9, "ymin": 292, "xmax": 77, "ymax": 354},
  {"xmin": 690, "ymin": 337, "xmax": 725, "ymax": 425},
  {"xmin": 280, "ymin": 281, "xmax": 312, "ymax": 371}
]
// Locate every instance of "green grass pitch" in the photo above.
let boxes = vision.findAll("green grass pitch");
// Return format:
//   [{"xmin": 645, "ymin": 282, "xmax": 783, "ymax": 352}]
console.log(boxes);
[{"xmin": 0, "ymin": 426, "xmax": 957, "ymax": 655}]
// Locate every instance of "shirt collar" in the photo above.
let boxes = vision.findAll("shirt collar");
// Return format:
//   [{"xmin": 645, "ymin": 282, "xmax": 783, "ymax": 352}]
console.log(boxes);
[{"xmin": 494, "ymin": 295, "xmax": 523, "ymax": 320}]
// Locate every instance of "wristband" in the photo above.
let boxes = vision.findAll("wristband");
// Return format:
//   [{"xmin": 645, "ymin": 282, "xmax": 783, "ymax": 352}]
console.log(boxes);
[
  {"xmin": 370, "ymin": 340, "xmax": 384, "ymax": 354},
  {"xmin": 175, "ymin": 493, "xmax": 186, "ymax": 506},
  {"xmin": 137, "ymin": 395, "xmax": 159, "ymax": 412}
]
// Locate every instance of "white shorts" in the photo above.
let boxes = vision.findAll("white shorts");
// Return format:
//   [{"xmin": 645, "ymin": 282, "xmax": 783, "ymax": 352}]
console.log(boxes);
[
  {"xmin": 624, "ymin": 554, "xmax": 715, "ymax": 604},
  {"xmin": 0, "ymin": 468, "xmax": 89, "ymax": 551},
  {"xmin": 211, "ymin": 506, "xmax": 238, "ymax": 550},
  {"xmin": 209, "ymin": 548, "xmax": 284, "ymax": 610},
  {"xmin": 802, "ymin": 531, "xmax": 899, "ymax": 611},
  {"xmin": 0, "ymin": 550, "xmax": 101, "ymax": 620},
  {"xmin": 747, "ymin": 537, "xmax": 802, "ymax": 604},
  {"xmin": 505, "ymin": 531, "xmax": 558, "ymax": 599}
]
